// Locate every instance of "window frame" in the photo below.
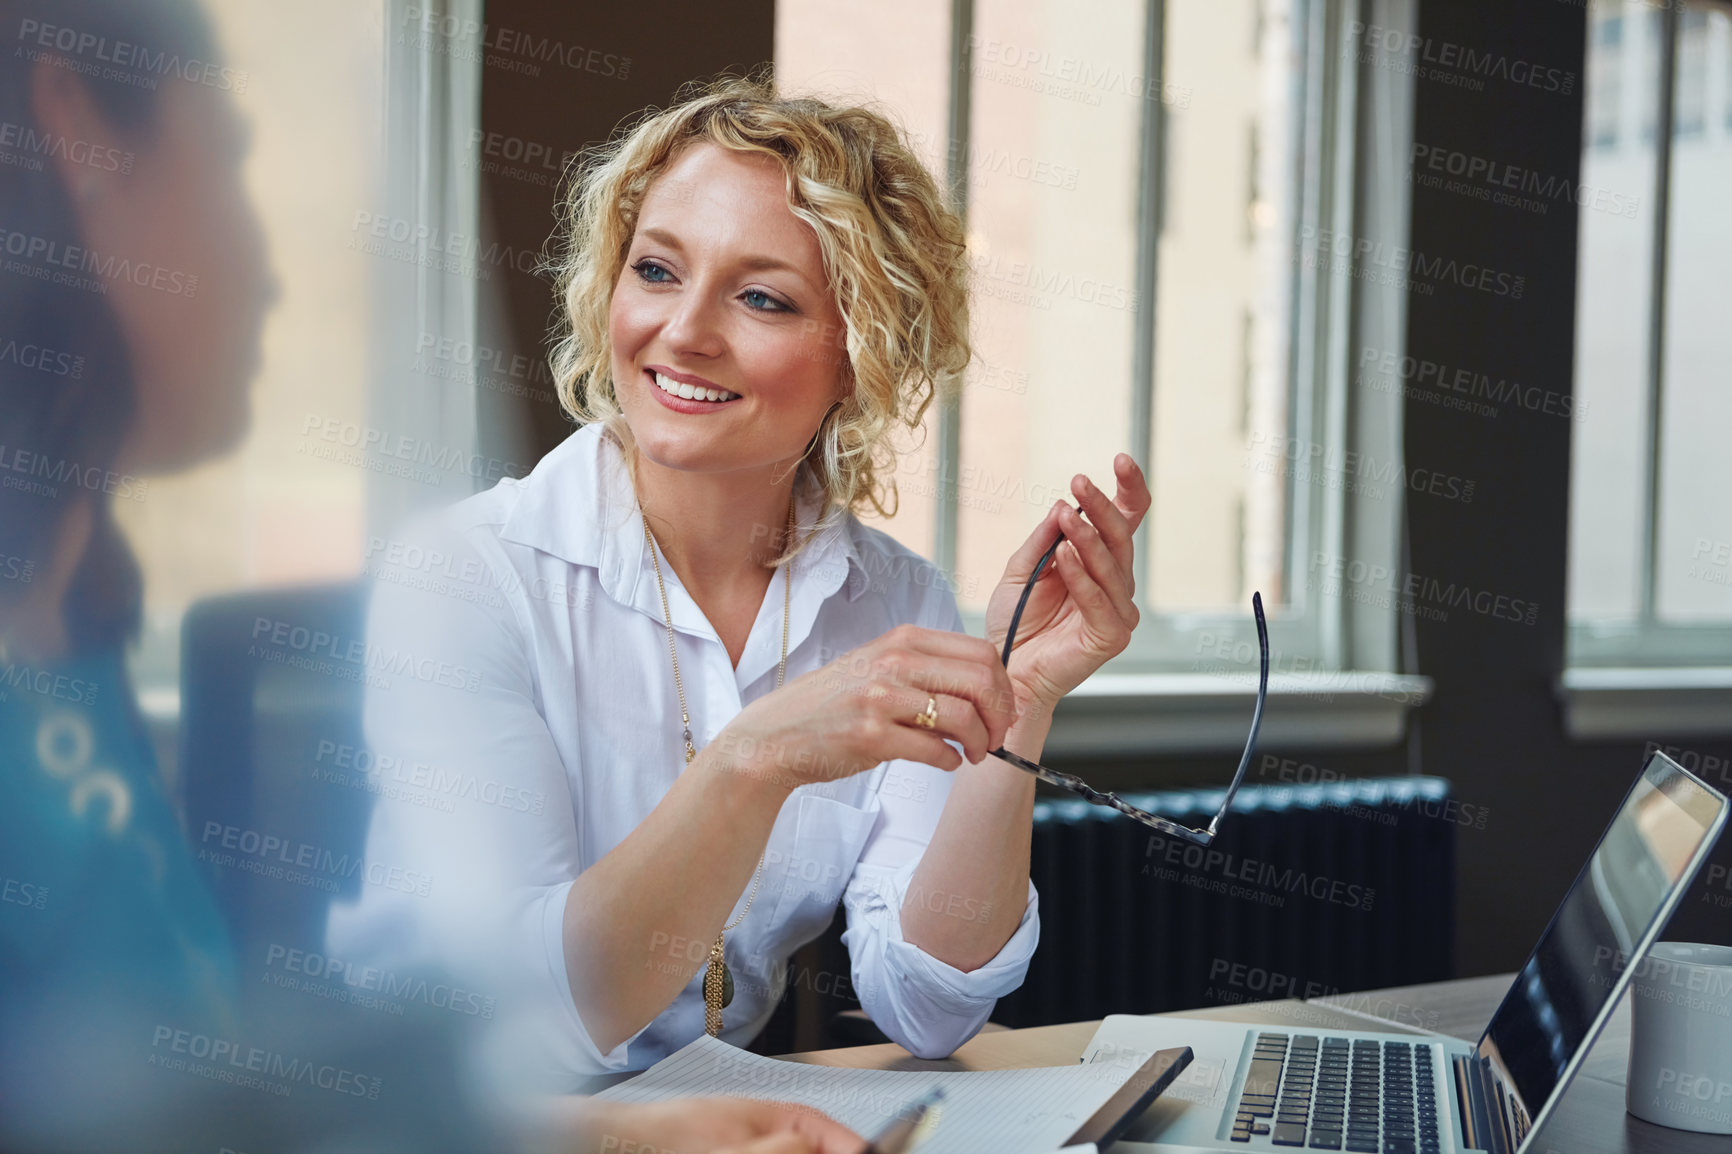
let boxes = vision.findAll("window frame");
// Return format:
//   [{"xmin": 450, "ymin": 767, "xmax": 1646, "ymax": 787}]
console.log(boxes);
[
  {"xmin": 938, "ymin": 0, "xmax": 1430, "ymax": 752},
  {"xmin": 1562, "ymin": 0, "xmax": 1732, "ymax": 738}
]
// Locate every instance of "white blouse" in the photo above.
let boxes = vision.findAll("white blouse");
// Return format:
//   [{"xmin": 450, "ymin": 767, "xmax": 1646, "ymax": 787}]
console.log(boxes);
[{"xmin": 324, "ymin": 421, "xmax": 1039, "ymax": 1089}]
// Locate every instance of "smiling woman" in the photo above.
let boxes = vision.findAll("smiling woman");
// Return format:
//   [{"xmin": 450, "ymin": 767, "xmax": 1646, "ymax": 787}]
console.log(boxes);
[
  {"xmin": 549, "ymin": 72, "xmax": 973, "ymax": 545},
  {"xmin": 326, "ymin": 70, "xmax": 1149, "ymax": 1093}
]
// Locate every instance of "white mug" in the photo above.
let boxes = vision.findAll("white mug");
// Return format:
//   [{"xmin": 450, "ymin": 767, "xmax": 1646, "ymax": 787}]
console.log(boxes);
[{"xmin": 1625, "ymin": 942, "xmax": 1732, "ymax": 1135}]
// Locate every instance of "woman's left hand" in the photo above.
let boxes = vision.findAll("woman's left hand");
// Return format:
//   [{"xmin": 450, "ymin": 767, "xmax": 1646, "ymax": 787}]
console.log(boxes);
[{"xmin": 984, "ymin": 453, "xmax": 1150, "ymax": 723}]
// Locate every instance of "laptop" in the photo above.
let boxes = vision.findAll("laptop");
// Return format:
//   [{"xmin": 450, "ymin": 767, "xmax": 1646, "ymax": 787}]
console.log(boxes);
[{"xmin": 1079, "ymin": 750, "xmax": 1729, "ymax": 1154}]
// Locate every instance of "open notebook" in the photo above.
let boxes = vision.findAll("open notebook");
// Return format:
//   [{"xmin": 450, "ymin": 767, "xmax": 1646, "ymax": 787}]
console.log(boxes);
[{"xmin": 592, "ymin": 1034, "xmax": 1149, "ymax": 1153}]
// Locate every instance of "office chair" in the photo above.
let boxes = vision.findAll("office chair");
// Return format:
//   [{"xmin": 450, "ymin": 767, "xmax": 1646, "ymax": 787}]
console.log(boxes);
[{"xmin": 179, "ymin": 581, "xmax": 373, "ymax": 980}]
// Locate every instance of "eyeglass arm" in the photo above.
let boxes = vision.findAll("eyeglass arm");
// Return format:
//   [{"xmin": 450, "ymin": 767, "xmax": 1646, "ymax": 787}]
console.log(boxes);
[
  {"xmin": 985, "ymin": 523, "xmax": 1270, "ymax": 847},
  {"xmin": 1206, "ymin": 590, "xmax": 1267, "ymax": 840},
  {"xmin": 999, "ymin": 534, "xmax": 1063, "ymax": 669}
]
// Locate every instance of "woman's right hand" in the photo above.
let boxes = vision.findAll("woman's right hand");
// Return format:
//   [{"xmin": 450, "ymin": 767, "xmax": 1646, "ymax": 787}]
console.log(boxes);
[{"xmin": 707, "ymin": 624, "xmax": 1021, "ymax": 792}]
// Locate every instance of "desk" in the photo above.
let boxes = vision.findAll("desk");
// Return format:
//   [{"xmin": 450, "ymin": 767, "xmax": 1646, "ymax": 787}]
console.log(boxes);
[{"xmin": 778, "ymin": 975, "xmax": 1723, "ymax": 1154}]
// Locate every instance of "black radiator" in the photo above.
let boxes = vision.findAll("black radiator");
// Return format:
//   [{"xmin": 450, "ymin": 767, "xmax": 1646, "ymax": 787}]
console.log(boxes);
[{"xmin": 992, "ymin": 775, "xmax": 1459, "ymax": 1028}]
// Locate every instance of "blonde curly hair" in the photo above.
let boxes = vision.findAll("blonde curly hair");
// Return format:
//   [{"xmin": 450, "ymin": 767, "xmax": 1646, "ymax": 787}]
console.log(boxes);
[{"xmin": 545, "ymin": 69, "xmax": 972, "ymax": 563}]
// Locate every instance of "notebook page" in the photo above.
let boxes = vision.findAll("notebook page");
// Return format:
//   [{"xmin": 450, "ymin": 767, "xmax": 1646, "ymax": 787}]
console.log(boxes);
[{"xmin": 593, "ymin": 1035, "xmax": 1140, "ymax": 1154}]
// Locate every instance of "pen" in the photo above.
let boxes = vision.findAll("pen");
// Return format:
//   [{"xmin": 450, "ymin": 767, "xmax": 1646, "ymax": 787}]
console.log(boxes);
[{"xmin": 863, "ymin": 1085, "xmax": 944, "ymax": 1154}]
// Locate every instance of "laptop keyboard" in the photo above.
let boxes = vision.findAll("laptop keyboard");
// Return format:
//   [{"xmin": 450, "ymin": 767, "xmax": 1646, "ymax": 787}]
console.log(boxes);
[{"xmin": 1229, "ymin": 1033, "xmax": 1441, "ymax": 1152}]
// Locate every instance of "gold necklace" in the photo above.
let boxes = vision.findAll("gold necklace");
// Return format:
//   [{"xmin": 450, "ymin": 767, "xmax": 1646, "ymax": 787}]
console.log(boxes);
[{"xmin": 643, "ymin": 495, "xmax": 796, "ymax": 1038}]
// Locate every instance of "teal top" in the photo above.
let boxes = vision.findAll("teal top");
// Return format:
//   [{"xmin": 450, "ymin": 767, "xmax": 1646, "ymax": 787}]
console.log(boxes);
[
  {"xmin": 0, "ymin": 644, "xmax": 493, "ymax": 1153},
  {"xmin": 0, "ymin": 646, "xmax": 238, "ymax": 1045}
]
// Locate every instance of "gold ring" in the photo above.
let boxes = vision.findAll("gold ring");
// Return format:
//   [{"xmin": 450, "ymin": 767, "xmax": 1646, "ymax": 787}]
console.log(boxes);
[{"xmin": 913, "ymin": 695, "xmax": 938, "ymax": 729}]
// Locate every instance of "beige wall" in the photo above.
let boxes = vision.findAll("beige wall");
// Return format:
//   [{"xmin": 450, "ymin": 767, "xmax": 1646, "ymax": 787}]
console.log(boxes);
[{"xmin": 115, "ymin": 1, "xmax": 380, "ymax": 643}]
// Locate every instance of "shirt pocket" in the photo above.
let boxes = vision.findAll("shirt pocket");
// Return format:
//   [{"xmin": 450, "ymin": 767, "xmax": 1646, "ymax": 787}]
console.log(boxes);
[{"xmin": 763, "ymin": 790, "xmax": 879, "ymax": 954}]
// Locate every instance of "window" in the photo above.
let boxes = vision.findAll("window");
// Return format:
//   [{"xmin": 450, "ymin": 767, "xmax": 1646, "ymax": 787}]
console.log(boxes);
[
  {"xmin": 115, "ymin": 0, "xmax": 489, "ymax": 768},
  {"xmin": 774, "ymin": 0, "xmax": 954, "ymax": 575},
  {"xmin": 1676, "ymin": 9, "xmax": 1710, "ymax": 137},
  {"xmin": 778, "ymin": 0, "xmax": 1426, "ymax": 752},
  {"xmin": 1589, "ymin": 15, "xmax": 1623, "ymax": 148},
  {"xmin": 1565, "ymin": 0, "xmax": 1732, "ymax": 732}
]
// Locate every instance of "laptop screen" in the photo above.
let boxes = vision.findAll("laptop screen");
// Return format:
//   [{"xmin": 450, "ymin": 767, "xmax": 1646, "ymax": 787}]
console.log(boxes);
[{"xmin": 1474, "ymin": 752, "xmax": 1727, "ymax": 1142}]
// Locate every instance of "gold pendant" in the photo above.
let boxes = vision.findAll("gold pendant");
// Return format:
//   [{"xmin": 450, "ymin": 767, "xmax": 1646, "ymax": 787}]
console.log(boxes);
[
  {"xmin": 703, "ymin": 935, "xmax": 734, "ymax": 1036},
  {"xmin": 704, "ymin": 944, "xmax": 735, "ymax": 1007}
]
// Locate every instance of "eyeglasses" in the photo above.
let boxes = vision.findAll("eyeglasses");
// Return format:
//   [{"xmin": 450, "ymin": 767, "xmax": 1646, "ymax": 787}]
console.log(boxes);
[{"xmin": 987, "ymin": 532, "xmax": 1269, "ymax": 846}]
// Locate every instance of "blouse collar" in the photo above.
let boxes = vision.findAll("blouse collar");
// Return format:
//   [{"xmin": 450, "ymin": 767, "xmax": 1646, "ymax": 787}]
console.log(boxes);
[{"xmin": 498, "ymin": 423, "xmax": 869, "ymax": 674}]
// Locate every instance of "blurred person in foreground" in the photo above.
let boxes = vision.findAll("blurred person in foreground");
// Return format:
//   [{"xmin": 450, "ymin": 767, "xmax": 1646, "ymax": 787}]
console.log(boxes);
[
  {"xmin": 0, "ymin": 2, "xmax": 861, "ymax": 1150},
  {"xmin": 328, "ymin": 69, "xmax": 1150, "ymax": 1094},
  {"xmin": 0, "ymin": 0, "xmax": 271, "ymax": 1143}
]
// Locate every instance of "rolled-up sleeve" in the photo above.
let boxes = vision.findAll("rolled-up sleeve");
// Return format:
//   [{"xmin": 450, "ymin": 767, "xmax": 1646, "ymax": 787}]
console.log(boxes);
[
  {"xmin": 835, "ymin": 582, "xmax": 1041, "ymax": 1059},
  {"xmin": 840, "ymin": 860, "xmax": 1038, "ymax": 1058}
]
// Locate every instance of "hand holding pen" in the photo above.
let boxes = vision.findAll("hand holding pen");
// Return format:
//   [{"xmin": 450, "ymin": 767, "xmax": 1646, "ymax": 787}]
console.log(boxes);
[{"xmin": 862, "ymin": 1086, "xmax": 944, "ymax": 1154}]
